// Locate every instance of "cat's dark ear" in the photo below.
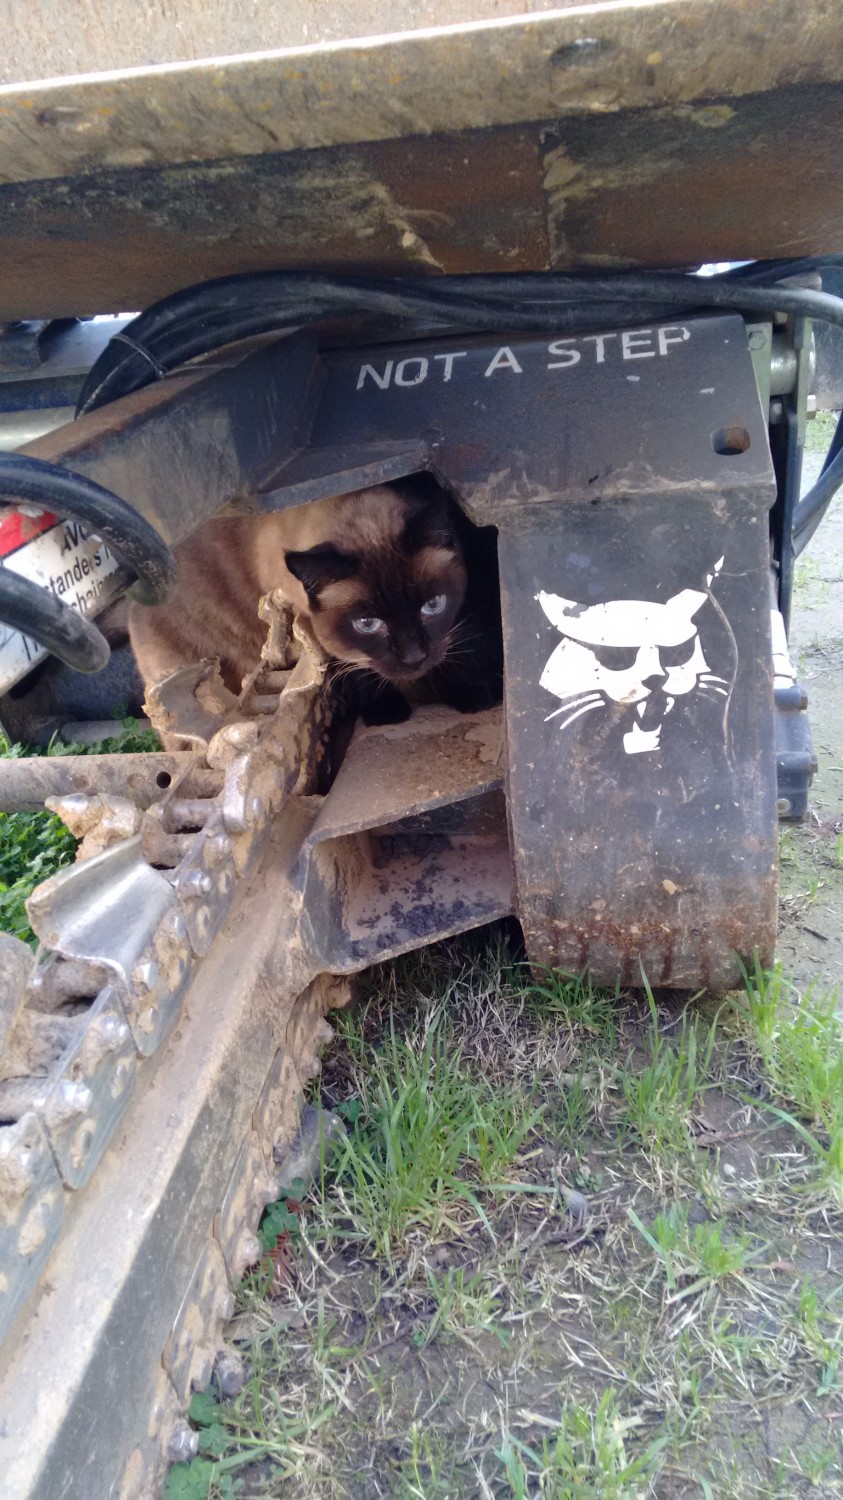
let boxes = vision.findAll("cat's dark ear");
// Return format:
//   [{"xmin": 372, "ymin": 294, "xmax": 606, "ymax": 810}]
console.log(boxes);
[
  {"xmin": 396, "ymin": 475, "xmax": 457, "ymax": 551},
  {"xmin": 285, "ymin": 544, "xmax": 358, "ymax": 601}
]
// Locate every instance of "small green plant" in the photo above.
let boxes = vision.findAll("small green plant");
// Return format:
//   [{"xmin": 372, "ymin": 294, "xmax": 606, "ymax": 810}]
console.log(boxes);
[
  {"xmin": 525, "ymin": 966, "xmax": 620, "ymax": 1042},
  {"xmin": 496, "ymin": 1389, "xmax": 665, "ymax": 1498},
  {"xmin": 258, "ymin": 1179, "xmax": 306, "ymax": 1252},
  {"xmin": 736, "ymin": 958, "xmax": 843, "ymax": 1203},
  {"xmin": 629, "ymin": 1204, "xmax": 759, "ymax": 1301},
  {"xmin": 322, "ymin": 1009, "xmax": 542, "ymax": 1261},
  {"xmin": 166, "ymin": 1372, "xmax": 337, "ymax": 1498},
  {"xmin": 554, "ymin": 1074, "xmax": 593, "ymax": 1147},
  {"xmin": 164, "ymin": 1392, "xmax": 265, "ymax": 1498},
  {"xmin": 418, "ymin": 1263, "xmax": 508, "ymax": 1348},
  {"xmin": 0, "ymin": 807, "xmax": 77, "ymax": 944},
  {"xmin": 398, "ymin": 1422, "xmax": 458, "ymax": 1496},
  {"xmin": 620, "ymin": 984, "xmax": 714, "ymax": 1156}
]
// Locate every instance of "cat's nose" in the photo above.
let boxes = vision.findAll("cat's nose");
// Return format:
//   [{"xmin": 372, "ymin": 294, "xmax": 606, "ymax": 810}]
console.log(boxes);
[{"xmin": 399, "ymin": 642, "xmax": 427, "ymax": 667}]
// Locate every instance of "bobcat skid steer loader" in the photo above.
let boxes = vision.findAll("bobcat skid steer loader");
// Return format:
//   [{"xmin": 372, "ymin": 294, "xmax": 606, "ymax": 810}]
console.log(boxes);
[{"xmin": 0, "ymin": 3, "xmax": 841, "ymax": 1493}]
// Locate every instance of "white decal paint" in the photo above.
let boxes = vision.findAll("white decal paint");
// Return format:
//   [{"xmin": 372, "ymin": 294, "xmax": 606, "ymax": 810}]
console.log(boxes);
[
  {"xmin": 356, "ymin": 360, "xmax": 394, "ymax": 390},
  {"xmin": 0, "ymin": 521, "xmax": 122, "ymax": 693},
  {"xmin": 536, "ymin": 558, "xmax": 727, "ymax": 756},
  {"xmin": 621, "ymin": 329, "xmax": 655, "ymax": 359},
  {"xmin": 353, "ymin": 324, "xmax": 693, "ymax": 392},
  {"xmin": 433, "ymin": 351, "xmax": 467, "ymax": 381},
  {"xmin": 484, "ymin": 346, "xmax": 523, "ymax": 377},
  {"xmin": 658, "ymin": 326, "xmax": 691, "ymax": 355},
  {"xmin": 394, "ymin": 357, "xmax": 429, "ymax": 386},
  {"xmin": 547, "ymin": 339, "xmax": 581, "ymax": 369}
]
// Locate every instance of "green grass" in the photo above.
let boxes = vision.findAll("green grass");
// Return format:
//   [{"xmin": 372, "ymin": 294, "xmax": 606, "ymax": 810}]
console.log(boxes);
[
  {"xmin": 316, "ymin": 1004, "xmax": 544, "ymax": 1264},
  {"xmin": 628, "ymin": 1204, "xmax": 760, "ymax": 1302},
  {"xmin": 803, "ymin": 408, "xmax": 839, "ymax": 455},
  {"xmin": 736, "ymin": 956, "xmax": 843, "ymax": 1204},
  {"xmin": 523, "ymin": 965, "xmax": 621, "ymax": 1043},
  {"xmin": 496, "ymin": 1388, "xmax": 666, "ymax": 1500},
  {"xmin": 0, "ymin": 718, "xmax": 159, "ymax": 945},
  {"xmin": 167, "ymin": 930, "xmax": 843, "ymax": 1499},
  {"xmin": 618, "ymin": 982, "xmax": 715, "ymax": 1157}
]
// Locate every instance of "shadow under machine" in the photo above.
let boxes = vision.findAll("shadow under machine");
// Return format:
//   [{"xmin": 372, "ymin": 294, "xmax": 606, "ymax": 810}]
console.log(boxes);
[{"xmin": 0, "ymin": 6, "xmax": 841, "ymax": 1494}]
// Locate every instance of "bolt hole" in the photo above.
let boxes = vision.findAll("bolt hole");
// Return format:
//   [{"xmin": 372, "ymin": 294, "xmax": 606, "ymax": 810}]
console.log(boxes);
[
  {"xmin": 156, "ymin": 771, "xmax": 172, "ymax": 789},
  {"xmin": 712, "ymin": 426, "xmax": 751, "ymax": 456},
  {"xmin": 550, "ymin": 37, "xmax": 612, "ymax": 67}
]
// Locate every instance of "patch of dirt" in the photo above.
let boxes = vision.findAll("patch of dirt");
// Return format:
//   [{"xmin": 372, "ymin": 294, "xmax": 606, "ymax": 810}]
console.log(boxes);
[{"xmin": 778, "ymin": 466, "xmax": 843, "ymax": 993}]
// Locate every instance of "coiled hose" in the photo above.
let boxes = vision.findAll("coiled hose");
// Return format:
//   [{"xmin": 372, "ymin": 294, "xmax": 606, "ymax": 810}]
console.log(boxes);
[{"xmin": 0, "ymin": 455, "xmax": 176, "ymax": 673}]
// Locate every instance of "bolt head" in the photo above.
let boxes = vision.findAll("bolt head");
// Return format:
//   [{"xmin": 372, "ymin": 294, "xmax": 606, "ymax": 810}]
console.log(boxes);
[
  {"xmin": 95, "ymin": 1013, "xmax": 131, "ymax": 1051},
  {"xmin": 207, "ymin": 832, "xmax": 233, "ymax": 864},
  {"xmin": 55, "ymin": 1079, "xmax": 94, "ymax": 1117},
  {"xmin": 132, "ymin": 959, "xmax": 159, "ymax": 993}
]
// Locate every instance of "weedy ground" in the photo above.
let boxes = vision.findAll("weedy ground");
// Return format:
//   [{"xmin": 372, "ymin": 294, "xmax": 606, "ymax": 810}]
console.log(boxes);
[{"xmin": 167, "ymin": 928, "xmax": 843, "ymax": 1500}]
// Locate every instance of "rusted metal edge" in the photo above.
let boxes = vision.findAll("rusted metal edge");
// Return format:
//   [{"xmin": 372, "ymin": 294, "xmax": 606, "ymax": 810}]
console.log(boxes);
[{"xmin": 1, "ymin": 1, "xmax": 842, "ymax": 185}]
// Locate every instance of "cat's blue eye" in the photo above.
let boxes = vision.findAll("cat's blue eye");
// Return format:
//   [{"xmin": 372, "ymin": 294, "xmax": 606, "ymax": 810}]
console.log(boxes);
[
  {"xmin": 421, "ymin": 594, "xmax": 447, "ymax": 617},
  {"xmin": 352, "ymin": 616, "xmax": 385, "ymax": 635}
]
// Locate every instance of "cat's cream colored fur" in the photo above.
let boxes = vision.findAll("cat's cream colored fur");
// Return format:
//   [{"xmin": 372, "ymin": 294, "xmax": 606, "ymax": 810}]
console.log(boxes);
[{"xmin": 128, "ymin": 485, "xmax": 464, "ymax": 694}]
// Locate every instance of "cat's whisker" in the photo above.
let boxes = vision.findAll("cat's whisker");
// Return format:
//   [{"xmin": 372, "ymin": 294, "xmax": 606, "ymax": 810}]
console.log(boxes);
[
  {"xmin": 544, "ymin": 692, "xmax": 602, "ymax": 723},
  {"xmin": 547, "ymin": 700, "xmax": 604, "ymax": 730},
  {"xmin": 700, "ymin": 674, "xmax": 728, "ymax": 686}
]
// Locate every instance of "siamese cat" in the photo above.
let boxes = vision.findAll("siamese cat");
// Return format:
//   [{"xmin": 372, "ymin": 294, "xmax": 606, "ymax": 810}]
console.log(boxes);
[{"xmin": 128, "ymin": 475, "xmax": 502, "ymax": 725}]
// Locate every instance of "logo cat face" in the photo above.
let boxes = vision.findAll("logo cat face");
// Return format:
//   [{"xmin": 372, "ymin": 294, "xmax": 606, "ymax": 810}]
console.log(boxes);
[{"xmin": 536, "ymin": 559, "xmax": 727, "ymax": 755}]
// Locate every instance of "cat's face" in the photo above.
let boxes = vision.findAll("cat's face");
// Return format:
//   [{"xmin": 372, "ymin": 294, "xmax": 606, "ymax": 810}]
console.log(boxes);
[
  {"xmin": 537, "ymin": 563, "xmax": 727, "ymax": 755},
  {"xmin": 285, "ymin": 507, "xmax": 466, "ymax": 682}
]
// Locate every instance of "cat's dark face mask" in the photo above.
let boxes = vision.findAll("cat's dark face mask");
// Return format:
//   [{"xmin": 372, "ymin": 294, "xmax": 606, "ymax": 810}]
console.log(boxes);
[{"xmin": 285, "ymin": 537, "xmax": 467, "ymax": 681}]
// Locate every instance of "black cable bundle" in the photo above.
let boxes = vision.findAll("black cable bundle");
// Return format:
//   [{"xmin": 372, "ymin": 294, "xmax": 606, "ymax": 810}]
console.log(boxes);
[
  {"xmin": 76, "ymin": 259, "xmax": 843, "ymax": 557},
  {"xmin": 4, "ymin": 258, "xmax": 843, "ymax": 678}
]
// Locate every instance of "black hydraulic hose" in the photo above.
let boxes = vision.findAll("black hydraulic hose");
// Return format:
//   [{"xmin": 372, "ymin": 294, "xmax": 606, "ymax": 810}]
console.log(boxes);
[
  {"xmin": 0, "ymin": 455, "xmax": 178, "ymax": 676},
  {"xmin": 73, "ymin": 261, "xmax": 843, "ymax": 566},
  {"xmin": 0, "ymin": 568, "xmax": 110, "ymax": 673},
  {"xmin": 0, "ymin": 455, "xmax": 177, "ymax": 606},
  {"xmin": 793, "ymin": 441, "xmax": 843, "ymax": 555},
  {"xmin": 78, "ymin": 266, "xmax": 843, "ymax": 417}
]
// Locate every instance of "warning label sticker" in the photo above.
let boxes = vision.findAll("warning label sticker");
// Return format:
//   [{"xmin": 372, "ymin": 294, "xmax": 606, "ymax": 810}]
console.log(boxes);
[{"xmin": 0, "ymin": 514, "xmax": 122, "ymax": 693}]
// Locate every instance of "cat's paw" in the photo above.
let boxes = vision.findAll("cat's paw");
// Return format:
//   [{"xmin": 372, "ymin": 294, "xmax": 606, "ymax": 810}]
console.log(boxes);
[
  {"xmin": 359, "ymin": 686, "xmax": 413, "ymax": 726},
  {"xmin": 436, "ymin": 671, "xmax": 503, "ymax": 715},
  {"xmin": 449, "ymin": 684, "xmax": 502, "ymax": 714}
]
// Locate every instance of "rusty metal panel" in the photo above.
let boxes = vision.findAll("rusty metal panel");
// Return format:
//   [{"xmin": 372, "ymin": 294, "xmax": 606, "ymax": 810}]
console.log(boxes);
[
  {"xmin": 1, "ymin": 2, "xmax": 843, "ymax": 316},
  {"xmin": 542, "ymin": 82, "xmax": 843, "ymax": 269},
  {"xmin": 498, "ymin": 502, "xmax": 778, "ymax": 990},
  {"xmin": 255, "ymin": 315, "xmax": 778, "ymax": 984},
  {"xmin": 0, "ymin": 1, "xmax": 568, "ymax": 85},
  {"xmin": 3, "ymin": 2, "xmax": 843, "ymax": 181},
  {"xmin": 297, "ymin": 707, "xmax": 513, "ymax": 968}
]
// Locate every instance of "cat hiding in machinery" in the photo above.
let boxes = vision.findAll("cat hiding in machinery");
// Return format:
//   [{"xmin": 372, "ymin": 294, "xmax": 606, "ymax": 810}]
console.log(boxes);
[{"xmin": 128, "ymin": 474, "xmax": 503, "ymax": 726}]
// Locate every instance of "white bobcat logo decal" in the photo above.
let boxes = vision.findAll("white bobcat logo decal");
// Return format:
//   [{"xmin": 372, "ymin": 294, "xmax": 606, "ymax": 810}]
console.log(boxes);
[{"xmin": 536, "ymin": 559, "xmax": 729, "ymax": 755}]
